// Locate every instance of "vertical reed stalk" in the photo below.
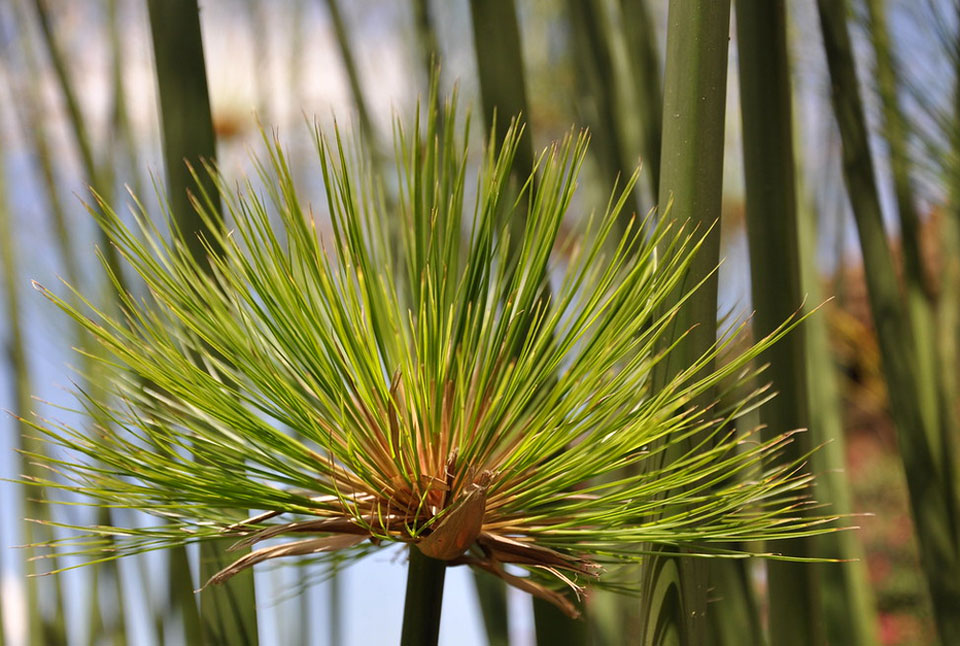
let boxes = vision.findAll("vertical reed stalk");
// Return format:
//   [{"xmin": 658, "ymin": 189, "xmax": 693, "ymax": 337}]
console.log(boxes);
[
  {"xmin": 705, "ymin": 562, "xmax": 764, "ymax": 646},
  {"xmin": 655, "ymin": 0, "xmax": 728, "ymax": 372},
  {"xmin": 619, "ymin": 0, "xmax": 662, "ymax": 201},
  {"xmin": 864, "ymin": 0, "xmax": 928, "ymax": 301},
  {"xmin": 329, "ymin": 567, "xmax": 342, "ymax": 646},
  {"xmin": 146, "ymin": 1, "xmax": 258, "ymax": 643},
  {"xmin": 146, "ymin": 0, "xmax": 223, "ymax": 259},
  {"xmin": 565, "ymin": 0, "xmax": 638, "ymax": 232},
  {"xmin": 468, "ymin": 0, "xmax": 535, "ymax": 186},
  {"xmin": 816, "ymin": 1, "xmax": 960, "ymax": 642},
  {"xmin": 736, "ymin": 2, "xmax": 821, "ymax": 643},
  {"xmin": 642, "ymin": 2, "xmax": 730, "ymax": 644},
  {"xmin": 797, "ymin": 190, "xmax": 879, "ymax": 646},
  {"xmin": 473, "ymin": 571, "xmax": 510, "ymax": 646},
  {"xmin": 400, "ymin": 547, "xmax": 447, "ymax": 646},
  {"xmin": 534, "ymin": 597, "xmax": 587, "ymax": 646},
  {"xmin": 466, "ymin": 2, "xmax": 534, "ymax": 642}
]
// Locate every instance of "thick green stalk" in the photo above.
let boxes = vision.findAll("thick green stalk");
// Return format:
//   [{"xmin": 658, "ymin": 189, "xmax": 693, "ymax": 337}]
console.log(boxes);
[
  {"xmin": 167, "ymin": 544, "xmax": 204, "ymax": 645},
  {"xmin": 735, "ymin": 2, "xmax": 821, "ymax": 644},
  {"xmin": 468, "ymin": 0, "xmax": 535, "ymax": 187},
  {"xmin": 797, "ymin": 192, "xmax": 879, "ymax": 646},
  {"xmin": 466, "ymin": 1, "xmax": 534, "ymax": 641},
  {"xmin": 587, "ymin": 589, "xmax": 625, "ymax": 646},
  {"xmin": 619, "ymin": 0, "xmax": 662, "ymax": 201},
  {"xmin": 146, "ymin": 2, "xmax": 258, "ymax": 644},
  {"xmin": 654, "ymin": 0, "xmax": 727, "ymax": 375},
  {"xmin": 565, "ymin": 0, "xmax": 638, "ymax": 230},
  {"xmin": 642, "ymin": 2, "xmax": 730, "ymax": 644},
  {"xmin": 147, "ymin": 0, "xmax": 223, "ymax": 263},
  {"xmin": 329, "ymin": 568, "xmax": 342, "ymax": 646},
  {"xmin": 400, "ymin": 547, "xmax": 447, "ymax": 646},
  {"xmin": 472, "ymin": 570, "xmax": 510, "ymax": 646},
  {"xmin": 534, "ymin": 597, "xmax": 587, "ymax": 646},
  {"xmin": 816, "ymin": 1, "xmax": 960, "ymax": 642},
  {"xmin": 705, "ymin": 562, "xmax": 764, "ymax": 646}
]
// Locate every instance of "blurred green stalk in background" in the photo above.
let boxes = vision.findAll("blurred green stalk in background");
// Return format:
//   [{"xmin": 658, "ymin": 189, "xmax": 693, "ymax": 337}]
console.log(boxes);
[
  {"xmin": 466, "ymin": 1, "xmax": 533, "ymax": 643},
  {"xmin": 816, "ymin": 1, "xmax": 960, "ymax": 642},
  {"xmin": 147, "ymin": 1, "xmax": 258, "ymax": 643},
  {"xmin": 736, "ymin": 1, "xmax": 821, "ymax": 643}
]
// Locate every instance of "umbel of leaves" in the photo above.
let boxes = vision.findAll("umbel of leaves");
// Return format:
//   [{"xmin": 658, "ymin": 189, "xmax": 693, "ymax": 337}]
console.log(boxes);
[{"xmin": 30, "ymin": 96, "xmax": 832, "ymax": 618}]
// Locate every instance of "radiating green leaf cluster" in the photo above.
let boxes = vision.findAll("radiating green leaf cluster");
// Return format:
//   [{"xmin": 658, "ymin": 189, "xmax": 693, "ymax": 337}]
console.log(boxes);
[{"xmin": 26, "ymin": 94, "xmax": 835, "ymax": 613}]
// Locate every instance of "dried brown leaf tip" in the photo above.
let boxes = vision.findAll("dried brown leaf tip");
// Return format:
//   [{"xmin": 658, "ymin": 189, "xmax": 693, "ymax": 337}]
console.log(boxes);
[{"xmin": 418, "ymin": 470, "xmax": 492, "ymax": 560}]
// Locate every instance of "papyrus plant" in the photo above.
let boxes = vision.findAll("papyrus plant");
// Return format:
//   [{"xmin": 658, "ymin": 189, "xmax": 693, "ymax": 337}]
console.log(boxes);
[{"xmin": 26, "ymin": 95, "xmax": 833, "ymax": 639}]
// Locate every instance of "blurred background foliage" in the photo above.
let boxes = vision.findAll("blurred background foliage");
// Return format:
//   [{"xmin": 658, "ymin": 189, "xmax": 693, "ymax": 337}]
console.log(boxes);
[{"xmin": 0, "ymin": 0, "xmax": 958, "ymax": 644}]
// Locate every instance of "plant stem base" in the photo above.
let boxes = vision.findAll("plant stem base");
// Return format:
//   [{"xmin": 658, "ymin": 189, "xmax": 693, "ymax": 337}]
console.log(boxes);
[{"xmin": 400, "ymin": 546, "xmax": 447, "ymax": 646}]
